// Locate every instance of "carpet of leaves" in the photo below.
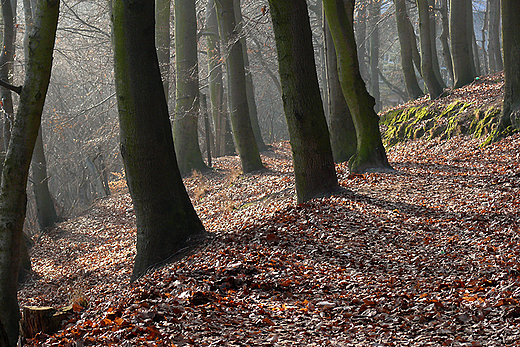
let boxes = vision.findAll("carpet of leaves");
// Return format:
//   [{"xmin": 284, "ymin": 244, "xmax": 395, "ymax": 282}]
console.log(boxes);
[{"xmin": 19, "ymin": 136, "xmax": 520, "ymax": 346}]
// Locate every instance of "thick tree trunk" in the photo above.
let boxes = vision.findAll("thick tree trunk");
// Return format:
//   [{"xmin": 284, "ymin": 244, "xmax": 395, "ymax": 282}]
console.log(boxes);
[
  {"xmin": 174, "ymin": 0, "xmax": 207, "ymax": 175},
  {"xmin": 233, "ymin": 0, "xmax": 267, "ymax": 151},
  {"xmin": 0, "ymin": 0, "xmax": 59, "ymax": 344},
  {"xmin": 323, "ymin": 0, "xmax": 392, "ymax": 174},
  {"xmin": 439, "ymin": 0, "xmax": 454, "ymax": 84},
  {"xmin": 112, "ymin": 0, "xmax": 206, "ymax": 281},
  {"xmin": 155, "ymin": 0, "xmax": 170, "ymax": 98},
  {"xmin": 268, "ymin": 0, "xmax": 338, "ymax": 203},
  {"xmin": 500, "ymin": 0, "xmax": 520, "ymax": 131},
  {"xmin": 416, "ymin": 0, "xmax": 444, "ymax": 99},
  {"xmin": 31, "ymin": 127, "xmax": 58, "ymax": 231},
  {"xmin": 324, "ymin": 16, "xmax": 356, "ymax": 163},
  {"xmin": 488, "ymin": 0, "xmax": 502, "ymax": 72},
  {"xmin": 368, "ymin": 0, "xmax": 381, "ymax": 112},
  {"xmin": 394, "ymin": 0, "xmax": 423, "ymax": 99},
  {"xmin": 450, "ymin": 0, "xmax": 477, "ymax": 88},
  {"xmin": 215, "ymin": 0, "xmax": 263, "ymax": 173}
]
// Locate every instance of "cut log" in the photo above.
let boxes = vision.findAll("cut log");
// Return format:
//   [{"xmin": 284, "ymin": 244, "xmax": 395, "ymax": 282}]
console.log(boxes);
[{"xmin": 19, "ymin": 305, "xmax": 73, "ymax": 338}]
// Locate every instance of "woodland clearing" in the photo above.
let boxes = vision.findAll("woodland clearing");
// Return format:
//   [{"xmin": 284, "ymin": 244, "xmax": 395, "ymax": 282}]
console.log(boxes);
[{"xmin": 18, "ymin": 130, "xmax": 520, "ymax": 346}]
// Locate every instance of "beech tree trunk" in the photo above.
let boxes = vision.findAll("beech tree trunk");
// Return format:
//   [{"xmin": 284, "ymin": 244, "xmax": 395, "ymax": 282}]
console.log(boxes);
[
  {"xmin": 215, "ymin": 0, "xmax": 263, "ymax": 173},
  {"xmin": 112, "ymin": 0, "xmax": 206, "ymax": 281},
  {"xmin": 394, "ymin": 0, "xmax": 423, "ymax": 99},
  {"xmin": 174, "ymin": 0, "xmax": 207, "ymax": 175},
  {"xmin": 368, "ymin": 0, "xmax": 381, "ymax": 112},
  {"xmin": 450, "ymin": 0, "xmax": 477, "ymax": 88},
  {"xmin": 488, "ymin": 0, "xmax": 502, "ymax": 72},
  {"xmin": 323, "ymin": 0, "xmax": 392, "ymax": 174},
  {"xmin": 439, "ymin": 0, "xmax": 454, "ymax": 84},
  {"xmin": 355, "ymin": 3, "xmax": 368, "ymax": 82},
  {"xmin": 268, "ymin": 0, "xmax": 338, "ymax": 203},
  {"xmin": 0, "ymin": 0, "xmax": 59, "ymax": 344},
  {"xmin": 155, "ymin": 0, "xmax": 170, "ymax": 98}
]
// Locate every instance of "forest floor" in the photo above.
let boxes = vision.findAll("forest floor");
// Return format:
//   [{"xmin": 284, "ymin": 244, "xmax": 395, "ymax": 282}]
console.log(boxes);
[{"xmin": 18, "ymin": 132, "xmax": 520, "ymax": 346}]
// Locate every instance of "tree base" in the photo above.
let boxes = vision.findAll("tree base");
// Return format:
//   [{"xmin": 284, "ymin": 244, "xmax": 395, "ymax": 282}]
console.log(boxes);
[{"xmin": 19, "ymin": 306, "xmax": 73, "ymax": 339}]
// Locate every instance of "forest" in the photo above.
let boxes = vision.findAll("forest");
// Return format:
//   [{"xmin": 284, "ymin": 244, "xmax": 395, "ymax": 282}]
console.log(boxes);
[{"xmin": 0, "ymin": 0, "xmax": 520, "ymax": 345}]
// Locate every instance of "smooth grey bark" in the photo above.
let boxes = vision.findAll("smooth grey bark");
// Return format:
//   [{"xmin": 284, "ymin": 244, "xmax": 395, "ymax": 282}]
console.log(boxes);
[
  {"xmin": 112, "ymin": 0, "xmax": 206, "ymax": 281},
  {"xmin": 324, "ymin": 16, "xmax": 356, "ymax": 163},
  {"xmin": 488, "ymin": 0, "xmax": 502, "ymax": 72},
  {"xmin": 268, "ymin": 0, "xmax": 338, "ymax": 203},
  {"xmin": 215, "ymin": 0, "xmax": 264, "ymax": 173},
  {"xmin": 155, "ymin": 0, "xmax": 170, "ymax": 98},
  {"xmin": 0, "ymin": 0, "xmax": 15, "ymax": 165},
  {"xmin": 233, "ymin": 0, "xmax": 267, "ymax": 151},
  {"xmin": 31, "ymin": 127, "xmax": 58, "ymax": 231},
  {"xmin": 499, "ymin": 0, "xmax": 520, "ymax": 131},
  {"xmin": 174, "ymin": 0, "xmax": 207, "ymax": 175},
  {"xmin": 416, "ymin": 0, "xmax": 444, "ymax": 99},
  {"xmin": 323, "ymin": 0, "xmax": 391, "ymax": 174},
  {"xmin": 449, "ymin": 0, "xmax": 477, "ymax": 88},
  {"xmin": 394, "ymin": 0, "xmax": 423, "ymax": 99},
  {"xmin": 368, "ymin": 0, "xmax": 381, "ymax": 112},
  {"xmin": 439, "ymin": 0, "xmax": 454, "ymax": 84},
  {"xmin": 0, "ymin": 0, "xmax": 59, "ymax": 343},
  {"xmin": 428, "ymin": 0, "xmax": 445, "ymax": 89},
  {"xmin": 355, "ymin": 3, "xmax": 368, "ymax": 81}
]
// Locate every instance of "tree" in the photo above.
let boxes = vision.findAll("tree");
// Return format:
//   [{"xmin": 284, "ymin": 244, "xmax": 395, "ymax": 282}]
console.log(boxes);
[
  {"xmin": 268, "ymin": 0, "xmax": 338, "ymax": 203},
  {"xmin": 0, "ymin": 0, "xmax": 60, "ymax": 343},
  {"xmin": 215, "ymin": 0, "xmax": 264, "ymax": 173},
  {"xmin": 112, "ymin": 0, "xmax": 206, "ymax": 280},
  {"xmin": 155, "ymin": 0, "xmax": 170, "ymax": 98},
  {"xmin": 449, "ymin": 0, "xmax": 477, "ymax": 88},
  {"xmin": 394, "ymin": 0, "xmax": 423, "ymax": 99},
  {"xmin": 488, "ymin": 0, "xmax": 502, "ymax": 73},
  {"xmin": 368, "ymin": 0, "xmax": 381, "ymax": 112},
  {"xmin": 438, "ymin": 0, "xmax": 454, "ymax": 84},
  {"xmin": 174, "ymin": 0, "xmax": 207, "ymax": 175},
  {"xmin": 416, "ymin": 0, "xmax": 444, "ymax": 99},
  {"xmin": 499, "ymin": 0, "xmax": 520, "ymax": 132},
  {"xmin": 323, "ymin": 0, "xmax": 392, "ymax": 174},
  {"xmin": 324, "ymin": 16, "xmax": 357, "ymax": 163}
]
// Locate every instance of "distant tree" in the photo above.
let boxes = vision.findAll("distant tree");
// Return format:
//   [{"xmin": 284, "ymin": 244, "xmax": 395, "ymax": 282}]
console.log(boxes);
[
  {"xmin": 215, "ymin": 0, "xmax": 264, "ymax": 173},
  {"xmin": 355, "ymin": 2, "xmax": 368, "ymax": 81},
  {"xmin": 174, "ymin": 0, "xmax": 207, "ymax": 175},
  {"xmin": 416, "ymin": 0, "xmax": 444, "ymax": 99},
  {"xmin": 428, "ymin": 0, "xmax": 445, "ymax": 89},
  {"xmin": 0, "ymin": 0, "xmax": 60, "ymax": 343},
  {"xmin": 394, "ymin": 0, "xmax": 423, "ymax": 99},
  {"xmin": 323, "ymin": 0, "xmax": 392, "ymax": 174},
  {"xmin": 269, "ymin": 0, "xmax": 338, "ymax": 203},
  {"xmin": 438, "ymin": 0, "xmax": 454, "ymax": 84},
  {"xmin": 155, "ymin": 0, "xmax": 170, "ymax": 98},
  {"xmin": 112, "ymin": 0, "xmax": 206, "ymax": 280},
  {"xmin": 499, "ymin": 0, "xmax": 520, "ymax": 132},
  {"xmin": 324, "ymin": 16, "xmax": 357, "ymax": 163},
  {"xmin": 488, "ymin": 0, "xmax": 502, "ymax": 73},
  {"xmin": 450, "ymin": 0, "xmax": 477, "ymax": 88},
  {"xmin": 368, "ymin": 0, "xmax": 381, "ymax": 112}
]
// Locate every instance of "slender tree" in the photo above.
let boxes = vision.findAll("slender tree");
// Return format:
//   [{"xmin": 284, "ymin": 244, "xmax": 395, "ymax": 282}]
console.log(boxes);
[
  {"xmin": 323, "ymin": 0, "xmax": 392, "ymax": 174},
  {"xmin": 488, "ymin": 0, "xmax": 502, "ymax": 72},
  {"xmin": 0, "ymin": 0, "xmax": 59, "ymax": 343},
  {"xmin": 438, "ymin": 0, "xmax": 454, "ymax": 84},
  {"xmin": 215, "ymin": 0, "xmax": 264, "ymax": 173},
  {"xmin": 155, "ymin": 0, "xmax": 170, "ymax": 98},
  {"xmin": 368, "ymin": 0, "xmax": 381, "ymax": 112},
  {"xmin": 355, "ymin": 2, "xmax": 368, "ymax": 81},
  {"xmin": 450, "ymin": 0, "xmax": 477, "ymax": 88},
  {"xmin": 112, "ymin": 0, "xmax": 206, "ymax": 280},
  {"xmin": 268, "ymin": 0, "xmax": 338, "ymax": 203},
  {"xmin": 174, "ymin": 0, "xmax": 207, "ymax": 175}
]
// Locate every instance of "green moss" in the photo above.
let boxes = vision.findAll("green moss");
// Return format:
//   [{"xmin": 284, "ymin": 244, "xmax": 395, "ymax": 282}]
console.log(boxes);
[{"xmin": 472, "ymin": 107, "xmax": 500, "ymax": 138}]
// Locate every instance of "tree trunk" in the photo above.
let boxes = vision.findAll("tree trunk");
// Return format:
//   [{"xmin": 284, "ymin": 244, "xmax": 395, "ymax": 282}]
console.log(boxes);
[
  {"xmin": 215, "ymin": 0, "xmax": 263, "ymax": 173},
  {"xmin": 112, "ymin": 0, "xmax": 206, "ymax": 281},
  {"xmin": 500, "ymin": 0, "xmax": 520, "ymax": 131},
  {"xmin": 174, "ymin": 0, "xmax": 207, "ymax": 175},
  {"xmin": 155, "ymin": 0, "xmax": 170, "ymax": 98},
  {"xmin": 268, "ymin": 0, "xmax": 338, "ymax": 203},
  {"xmin": 416, "ymin": 0, "xmax": 444, "ymax": 99},
  {"xmin": 233, "ymin": 0, "xmax": 267, "ymax": 151},
  {"xmin": 394, "ymin": 0, "xmax": 424, "ymax": 99},
  {"xmin": 450, "ymin": 0, "xmax": 477, "ymax": 88},
  {"xmin": 0, "ymin": 0, "xmax": 59, "ymax": 344},
  {"xmin": 31, "ymin": 127, "xmax": 58, "ymax": 231},
  {"xmin": 323, "ymin": 0, "xmax": 392, "ymax": 174},
  {"xmin": 439, "ymin": 0, "xmax": 454, "ymax": 85},
  {"xmin": 488, "ymin": 0, "xmax": 502, "ymax": 72},
  {"xmin": 355, "ymin": 3, "xmax": 368, "ymax": 82},
  {"xmin": 368, "ymin": 0, "xmax": 381, "ymax": 112},
  {"xmin": 428, "ymin": 0, "xmax": 445, "ymax": 88},
  {"xmin": 324, "ymin": 16, "xmax": 356, "ymax": 163}
]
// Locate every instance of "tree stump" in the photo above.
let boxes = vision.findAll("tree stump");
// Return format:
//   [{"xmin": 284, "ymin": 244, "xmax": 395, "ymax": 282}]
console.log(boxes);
[{"xmin": 19, "ymin": 306, "xmax": 73, "ymax": 338}]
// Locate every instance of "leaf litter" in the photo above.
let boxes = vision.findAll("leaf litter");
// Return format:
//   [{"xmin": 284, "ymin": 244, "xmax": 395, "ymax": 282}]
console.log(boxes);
[{"xmin": 19, "ymin": 135, "xmax": 520, "ymax": 346}]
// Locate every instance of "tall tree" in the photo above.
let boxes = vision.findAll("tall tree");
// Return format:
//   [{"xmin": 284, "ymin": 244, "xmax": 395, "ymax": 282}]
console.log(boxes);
[
  {"xmin": 324, "ymin": 16, "xmax": 357, "ymax": 163},
  {"xmin": 488, "ymin": 0, "xmax": 502, "ymax": 73},
  {"xmin": 112, "ymin": 0, "xmax": 206, "ymax": 280},
  {"xmin": 355, "ymin": 2, "xmax": 368, "ymax": 81},
  {"xmin": 215, "ymin": 0, "xmax": 264, "ymax": 173},
  {"xmin": 394, "ymin": 0, "xmax": 424, "ymax": 99},
  {"xmin": 323, "ymin": 0, "xmax": 392, "ymax": 174},
  {"xmin": 233, "ymin": 0, "xmax": 267, "ymax": 151},
  {"xmin": 155, "ymin": 0, "xmax": 170, "ymax": 98},
  {"xmin": 174, "ymin": 0, "xmax": 207, "ymax": 175},
  {"xmin": 416, "ymin": 0, "xmax": 444, "ymax": 99},
  {"xmin": 438, "ymin": 0, "xmax": 454, "ymax": 84},
  {"xmin": 368, "ymin": 0, "xmax": 381, "ymax": 112},
  {"xmin": 428, "ymin": 0, "xmax": 445, "ymax": 88},
  {"xmin": 0, "ymin": 0, "xmax": 59, "ymax": 343},
  {"xmin": 499, "ymin": 0, "xmax": 520, "ymax": 132},
  {"xmin": 268, "ymin": 0, "xmax": 338, "ymax": 203},
  {"xmin": 449, "ymin": 0, "xmax": 477, "ymax": 88}
]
